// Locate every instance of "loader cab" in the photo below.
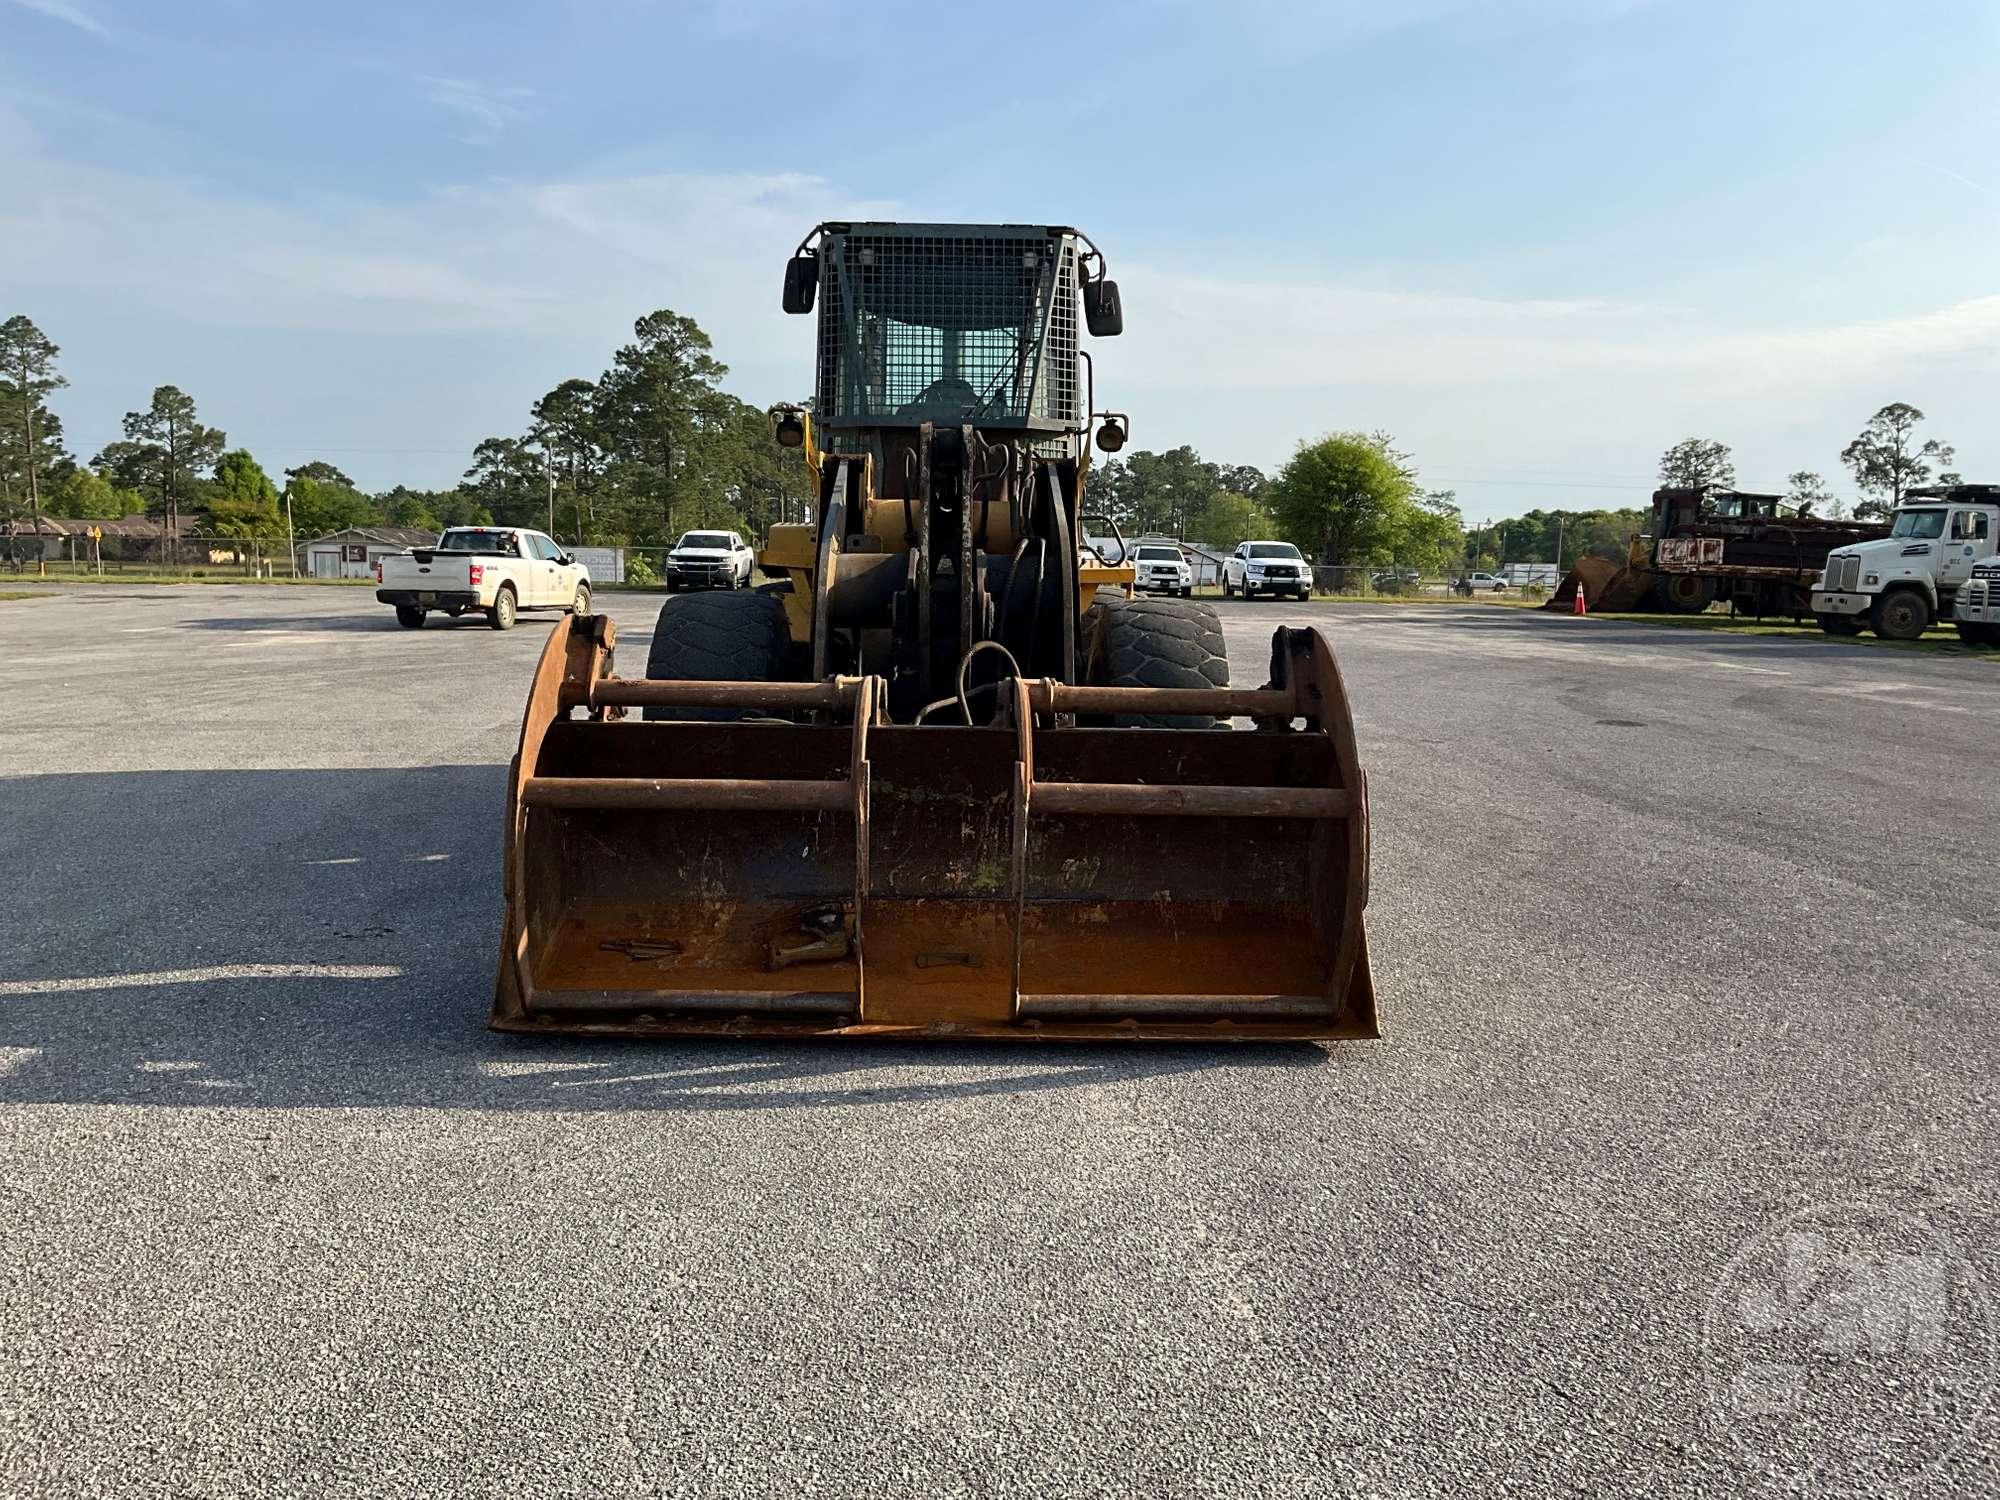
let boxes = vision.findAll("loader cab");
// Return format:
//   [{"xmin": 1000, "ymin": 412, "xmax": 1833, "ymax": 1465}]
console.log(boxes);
[{"xmin": 784, "ymin": 222, "xmax": 1117, "ymax": 448}]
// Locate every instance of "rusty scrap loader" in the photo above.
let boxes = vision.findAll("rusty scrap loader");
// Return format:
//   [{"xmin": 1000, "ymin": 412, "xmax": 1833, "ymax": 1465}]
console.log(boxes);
[{"xmin": 493, "ymin": 223, "xmax": 1378, "ymax": 1041}]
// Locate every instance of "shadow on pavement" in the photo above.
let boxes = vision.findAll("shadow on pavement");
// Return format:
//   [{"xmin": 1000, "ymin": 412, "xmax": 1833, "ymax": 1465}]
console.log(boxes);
[
  {"xmin": 0, "ymin": 766, "xmax": 1326, "ymax": 1113},
  {"xmin": 176, "ymin": 612, "xmax": 504, "ymax": 632}
]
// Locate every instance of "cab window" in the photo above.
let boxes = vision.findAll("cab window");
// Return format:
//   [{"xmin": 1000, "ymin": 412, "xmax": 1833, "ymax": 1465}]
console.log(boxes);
[{"xmin": 1889, "ymin": 509, "xmax": 1947, "ymax": 540}]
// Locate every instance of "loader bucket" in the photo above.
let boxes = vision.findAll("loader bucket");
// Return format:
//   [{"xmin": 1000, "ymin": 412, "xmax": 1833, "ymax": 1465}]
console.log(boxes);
[{"xmin": 493, "ymin": 616, "xmax": 1377, "ymax": 1042}]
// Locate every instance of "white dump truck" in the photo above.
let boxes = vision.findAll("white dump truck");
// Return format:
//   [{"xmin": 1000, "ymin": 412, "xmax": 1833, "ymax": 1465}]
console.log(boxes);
[
  {"xmin": 1952, "ymin": 557, "xmax": 2000, "ymax": 649},
  {"xmin": 1810, "ymin": 485, "xmax": 2000, "ymax": 641}
]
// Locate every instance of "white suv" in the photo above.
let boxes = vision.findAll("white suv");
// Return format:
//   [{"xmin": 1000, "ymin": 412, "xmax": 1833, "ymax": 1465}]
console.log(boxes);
[
  {"xmin": 1131, "ymin": 543, "xmax": 1193, "ymax": 597},
  {"xmin": 1225, "ymin": 541, "xmax": 1311, "ymax": 600}
]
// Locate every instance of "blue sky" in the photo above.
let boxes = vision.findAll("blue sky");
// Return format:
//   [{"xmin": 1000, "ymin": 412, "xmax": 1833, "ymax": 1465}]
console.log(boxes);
[{"xmin": 4, "ymin": 0, "xmax": 1995, "ymax": 519}]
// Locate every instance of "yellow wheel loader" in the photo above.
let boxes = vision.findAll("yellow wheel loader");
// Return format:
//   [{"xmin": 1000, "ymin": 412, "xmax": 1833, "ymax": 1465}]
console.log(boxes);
[{"xmin": 492, "ymin": 223, "xmax": 1378, "ymax": 1041}]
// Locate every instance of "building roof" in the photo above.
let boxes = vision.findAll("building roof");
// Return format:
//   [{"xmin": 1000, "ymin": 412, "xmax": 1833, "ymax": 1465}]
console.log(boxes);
[
  {"xmin": 1, "ymin": 514, "xmax": 197, "ymax": 539},
  {"xmin": 302, "ymin": 526, "xmax": 439, "ymax": 548}
]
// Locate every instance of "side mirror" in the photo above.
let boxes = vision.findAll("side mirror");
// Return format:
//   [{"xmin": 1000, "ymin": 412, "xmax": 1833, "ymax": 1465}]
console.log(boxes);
[
  {"xmin": 783, "ymin": 255, "xmax": 818, "ymax": 315},
  {"xmin": 1083, "ymin": 279, "xmax": 1122, "ymax": 337}
]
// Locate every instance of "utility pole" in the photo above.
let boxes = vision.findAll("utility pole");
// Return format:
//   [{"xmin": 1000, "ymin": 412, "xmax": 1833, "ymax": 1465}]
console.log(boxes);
[
  {"xmin": 1554, "ymin": 515, "xmax": 1567, "ymax": 576},
  {"xmin": 284, "ymin": 488, "xmax": 296, "ymax": 578},
  {"xmin": 545, "ymin": 453, "xmax": 556, "ymax": 536}
]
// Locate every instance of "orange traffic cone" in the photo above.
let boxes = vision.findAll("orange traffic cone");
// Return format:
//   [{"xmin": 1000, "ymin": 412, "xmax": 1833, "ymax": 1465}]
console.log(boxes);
[{"xmin": 1572, "ymin": 582, "xmax": 1588, "ymax": 617}]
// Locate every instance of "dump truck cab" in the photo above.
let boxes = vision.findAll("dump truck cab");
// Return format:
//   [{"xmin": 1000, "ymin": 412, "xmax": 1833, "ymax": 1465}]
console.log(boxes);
[
  {"xmin": 490, "ymin": 222, "xmax": 1378, "ymax": 1042},
  {"xmin": 1812, "ymin": 486, "xmax": 2000, "ymax": 640}
]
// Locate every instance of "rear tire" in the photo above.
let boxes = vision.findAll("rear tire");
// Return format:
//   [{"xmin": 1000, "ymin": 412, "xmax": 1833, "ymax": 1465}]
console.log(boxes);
[
  {"xmin": 487, "ymin": 586, "xmax": 517, "ymax": 631},
  {"xmin": 1818, "ymin": 613, "xmax": 1865, "ymax": 637},
  {"xmin": 394, "ymin": 605, "xmax": 426, "ymax": 629},
  {"xmin": 644, "ymin": 590, "xmax": 792, "ymax": 721},
  {"xmin": 1653, "ymin": 572, "xmax": 1715, "ymax": 613},
  {"xmin": 1870, "ymin": 588, "xmax": 1930, "ymax": 641},
  {"xmin": 1084, "ymin": 595, "xmax": 1230, "ymax": 728}
]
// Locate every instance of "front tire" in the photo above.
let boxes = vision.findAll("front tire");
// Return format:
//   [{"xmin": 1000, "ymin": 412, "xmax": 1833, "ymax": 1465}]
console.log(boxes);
[
  {"xmin": 570, "ymin": 583, "xmax": 591, "ymax": 615},
  {"xmin": 394, "ymin": 604, "xmax": 426, "ymax": 629},
  {"xmin": 1083, "ymin": 595, "xmax": 1230, "ymax": 728},
  {"xmin": 1870, "ymin": 588, "xmax": 1930, "ymax": 642},
  {"xmin": 1818, "ymin": 613, "xmax": 1865, "ymax": 637},
  {"xmin": 644, "ymin": 590, "xmax": 791, "ymax": 721},
  {"xmin": 1957, "ymin": 621, "xmax": 1998, "ymax": 649},
  {"xmin": 487, "ymin": 585, "xmax": 517, "ymax": 631}
]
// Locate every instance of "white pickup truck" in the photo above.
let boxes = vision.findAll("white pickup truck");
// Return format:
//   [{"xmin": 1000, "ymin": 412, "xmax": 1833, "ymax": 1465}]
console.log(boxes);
[
  {"xmin": 666, "ymin": 530, "xmax": 757, "ymax": 592},
  {"xmin": 375, "ymin": 527, "xmax": 591, "ymax": 630}
]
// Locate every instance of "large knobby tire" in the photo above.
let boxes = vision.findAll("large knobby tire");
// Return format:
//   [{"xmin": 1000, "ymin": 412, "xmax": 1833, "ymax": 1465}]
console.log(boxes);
[
  {"xmin": 1653, "ymin": 572, "xmax": 1715, "ymax": 614},
  {"xmin": 487, "ymin": 585, "xmax": 517, "ymax": 631},
  {"xmin": 644, "ymin": 590, "xmax": 791, "ymax": 721},
  {"xmin": 1085, "ymin": 595, "xmax": 1229, "ymax": 728},
  {"xmin": 394, "ymin": 605, "xmax": 426, "ymax": 629},
  {"xmin": 1870, "ymin": 588, "xmax": 1930, "ymax": 642}
]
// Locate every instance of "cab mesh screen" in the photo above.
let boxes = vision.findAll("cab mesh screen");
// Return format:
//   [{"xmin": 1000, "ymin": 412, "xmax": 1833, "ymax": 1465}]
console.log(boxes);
[{"xmin": 815, "ymin": 227, "xmax": 1079, "ymax": 428}]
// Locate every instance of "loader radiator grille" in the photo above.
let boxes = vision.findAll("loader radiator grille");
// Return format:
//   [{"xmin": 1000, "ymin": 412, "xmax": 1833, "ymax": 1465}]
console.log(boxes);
[{"xmin": 816, "ymin": 226, "xmax": 1079, "ymax": 430}]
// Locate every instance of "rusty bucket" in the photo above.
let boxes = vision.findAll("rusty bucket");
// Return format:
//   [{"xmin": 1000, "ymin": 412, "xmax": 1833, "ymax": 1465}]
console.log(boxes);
[{"xmin": 492, "ymin": 616, "xmax": 1377, "ymax": 1041}]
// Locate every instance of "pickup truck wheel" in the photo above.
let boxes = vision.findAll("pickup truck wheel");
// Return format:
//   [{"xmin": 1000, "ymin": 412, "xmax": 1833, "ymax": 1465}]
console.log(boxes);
[
  {"xmin": 394, "ymin": 605, "xmax": 426, "ymax": 629},
  {"xmin": 570, "ymin": 584, "xmax": 591, "ymax": 615},
  {"xmin": 643, "ymin": 590, "xmax": 791, "ymax": 721},
  {"xmin": 1817, "ymin": 613, "xmax": 1865, "ymax": 637},
  {"xmin": 1870, "ymin": 588, "xmax": 1929, "ymax": 641},
  {"xmin": 1084, "ymin": 596, "xmax": 1229, "ymax": 728},
  {"xmin": 487, "ymin": 585, "xmax": 517, "ymax": 631}
]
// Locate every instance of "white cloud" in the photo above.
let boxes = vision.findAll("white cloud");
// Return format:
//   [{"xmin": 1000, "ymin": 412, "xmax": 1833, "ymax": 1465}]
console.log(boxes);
[
  {"xmin": 417, "ymin": 75, "xmax": 535, "ymax": 146},
  {"xmin": 1, "ymin": 104, "xmax": 1990, "ymax": 502},
  {"xmin": 8, "ymin": 0, "xmax": 108, "ymax": 36}
]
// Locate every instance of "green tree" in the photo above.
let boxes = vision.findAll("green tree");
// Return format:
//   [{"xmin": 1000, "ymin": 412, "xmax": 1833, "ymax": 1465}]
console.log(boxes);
[
  {"xmin": 96, "ymin": 385, "xmax": 226, "ymax": 561},
  {"xmin": 595, "ymin": 309, "xmax": 732, "ymax": 541},
  {"xmin": 49, "ymin": 467, "xmax": 139, "ymax": 519},
  {"xmin": 1397, "ymin": 488, "xmax": 1464, "ymax": 574},
  {"xmin": 1269, "ymin": 432, "xmax": 1420, "ymax": 565},
  {"xmin": 458, "ymin": 437, "xmax": 547, "ymax": 529},
  {"xmin": 286, "ymin": 475, "xmax": 377, "ymax": 537},
  {"xmin": 1094, "ymin": 446, "xmax": 1229, "ymax": 536},
  {"xmin": 1784, "ymin": 469, "xmax": 1842, "ymax": 518},
  {"xmin": 531, "ymin": 377, "xmax": 606, "ymax": 543},
  {"xmin": 1658, "ymin": 437, "xmax": 1735, "ymax": 491},
  {"xmin": 377, "ymin": 486, "xmax": 449, "ymax": 531},
  {"xmin": 205, "ymin": 449, "xmax": 283, "ymax": 538},
  {"xmin": 1189, "ymin": 489, "xmax": 1275, "ymax": 547},
  {"xmin": 1841, "ymin": 403, "xmax": 1954, "ymax": 520},
  {"xmin": 0, "ymin": 315, "xmax": 68, "ymax": 532},
  {"xmin": 283, "ymin": 459, "xmax": 357, "ymax": 490}
]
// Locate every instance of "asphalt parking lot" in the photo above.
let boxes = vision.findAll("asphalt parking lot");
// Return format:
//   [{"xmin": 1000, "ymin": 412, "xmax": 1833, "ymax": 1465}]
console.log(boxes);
[{"xmin": 3, "ymin": 585, "xmax": 1997, "ymax": 1498}]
